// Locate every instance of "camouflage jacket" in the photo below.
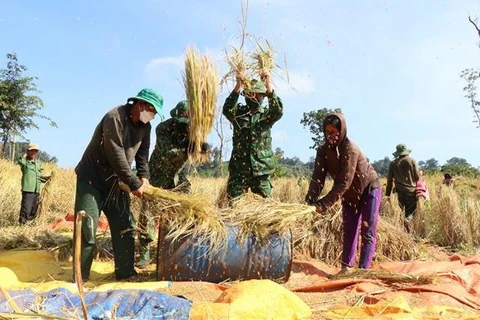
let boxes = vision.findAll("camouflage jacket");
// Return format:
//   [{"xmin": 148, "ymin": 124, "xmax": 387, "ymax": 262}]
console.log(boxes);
[
  {"xmin": 222, "ymin": 91, "xmax": 283, "ymax": 176},
  {"xmin": 149, "ymin": 118, "xmax": 189, "ymax": 188}
]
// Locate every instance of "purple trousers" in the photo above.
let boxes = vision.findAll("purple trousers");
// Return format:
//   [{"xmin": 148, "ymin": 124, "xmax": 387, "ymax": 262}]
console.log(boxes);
[{"xmin": 342, "ymin": 187, "xmax": 381, "ymax": 269}]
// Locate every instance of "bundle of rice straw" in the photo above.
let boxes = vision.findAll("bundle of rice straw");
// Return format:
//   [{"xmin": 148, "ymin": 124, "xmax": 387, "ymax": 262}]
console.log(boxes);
[
  {"xmin": 224, "ymin": 193, "xmax": 315, "ymax": 242},
  {"xmin": 252, "ymin": 39, "xmax": 275, "ymax": 77},
  {"xmin": 330, "ymin": 268, "xmax": 436, "ymax": 285},
  {"xmin": 222, "ymin": 35, "xmax": 280, "ymax": 90},
  {"xmin": 37, "ymin": 169, "xmax": 56, "ymax": 219},
  {"xmin": 137, "ymin": 185, "xmax": 228, "ymax": 254},
  {"xmin": 226, "ymin": 194, "xmax": 345, "ymax": 264},
  {"xmin": 222, "ymin": 46, "xmax": 253, "ymax": 90},
  {"xmin": 183, "ymin": 46, "xmax": 219, "ymax": 164}
]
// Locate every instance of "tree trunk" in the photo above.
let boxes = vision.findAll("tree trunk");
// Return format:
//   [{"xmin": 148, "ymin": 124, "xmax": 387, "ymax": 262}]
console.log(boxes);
[
  {"xmin": 0, "ymin": 131, "xmax": 9, "ymax": 159},
  {"xmin": 10, "ymin": 135, "xmax": 16, "ymax": 162},
  {"xmin": 214, "ymin": 113, "xmax": 225, "ymax": 178}
]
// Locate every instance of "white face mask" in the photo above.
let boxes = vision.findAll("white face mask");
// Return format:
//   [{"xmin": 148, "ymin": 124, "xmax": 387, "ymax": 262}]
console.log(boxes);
[{"xmin": 139, "ymin": 110, "xmax": 155, "ymax": 124}]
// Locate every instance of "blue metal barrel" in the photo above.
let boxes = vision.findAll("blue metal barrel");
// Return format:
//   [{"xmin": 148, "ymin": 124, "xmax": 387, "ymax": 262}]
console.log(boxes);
[{"xmin": 156, "ymin": 225, "xmax": 292, "ymax": 283}]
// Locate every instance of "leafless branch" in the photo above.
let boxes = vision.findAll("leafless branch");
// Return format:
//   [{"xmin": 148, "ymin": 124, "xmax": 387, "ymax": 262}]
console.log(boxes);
[{"xmin": 468, "ymin": 16, "xmax": 480, "ymax": 38}]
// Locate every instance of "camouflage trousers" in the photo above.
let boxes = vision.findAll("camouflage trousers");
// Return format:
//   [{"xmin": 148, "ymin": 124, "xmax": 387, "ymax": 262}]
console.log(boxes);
[
  {"xmin": 138, "ymin": 200, "xmax": 156, "ymax": 249},
  {"xmin": 226, "ymin": 173, "xmax": 272, "ymax": 200}
]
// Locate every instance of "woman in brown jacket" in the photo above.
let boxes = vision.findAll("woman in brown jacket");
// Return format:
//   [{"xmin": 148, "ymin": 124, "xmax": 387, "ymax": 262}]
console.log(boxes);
[{"xmin": 305, "ymin": 113, "xmax": 381, "ymax": 272}]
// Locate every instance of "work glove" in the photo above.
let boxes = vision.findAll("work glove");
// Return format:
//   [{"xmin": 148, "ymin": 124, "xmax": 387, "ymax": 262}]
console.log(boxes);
[
  {"xmin": 201, "ymin": 142, "xmax": 211, "ymax": 153},
  {"xmin": 304, "ymin": 192, "xmax": 316, "ymax": 206},
  {"xmin": 185, "ymin": 142, "xmax": 211, "ymax": 154}
]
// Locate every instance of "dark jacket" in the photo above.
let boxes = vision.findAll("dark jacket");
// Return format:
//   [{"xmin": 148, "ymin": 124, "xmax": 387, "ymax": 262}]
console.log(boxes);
[
  {"xmin": 222, "ymin": 91, "xmax": 283, "ymax": 176},
  {"xmin": 306, "ymin": 113, "xmax": 380, "ymax": 211},
  {"xmin": 386, "ymin": 155, "xmax": 419, "ymax": 196},
  {"xmin": 75, "ymin": 104, "xmax": 151, "ymax": 193}
]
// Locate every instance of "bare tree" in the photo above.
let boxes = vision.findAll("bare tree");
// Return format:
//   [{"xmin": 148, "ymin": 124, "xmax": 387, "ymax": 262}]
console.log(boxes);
[
  {"xmin": 460, "ymin": 17, "xmax": 480, "ymax": 131},
  {"xmin": 460, "ymin": 69, "xmax": 480, "ymax": 128},
  {"xmin": 469, "ymin": 16, "xmax": 480, "ymax": 39},
  {"xmin": 213, "ymin": 103, "xmax": 232, "ymax": 177}
]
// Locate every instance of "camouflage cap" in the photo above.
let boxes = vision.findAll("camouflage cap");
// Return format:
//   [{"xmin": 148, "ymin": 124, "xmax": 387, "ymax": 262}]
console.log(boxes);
[
  {"xmin": 170, "ymin": 100, "xmax": 189, "ymax": 124},
  {"xmin": 244, "ymin": 79, "xmax": 267, "ymax": 94}
]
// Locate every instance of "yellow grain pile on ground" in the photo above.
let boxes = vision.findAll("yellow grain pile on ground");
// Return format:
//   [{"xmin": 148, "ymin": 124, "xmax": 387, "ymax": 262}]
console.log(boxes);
[{"xmin": 183, "ymin": 46, "xmax": 218, "ymax": 164}]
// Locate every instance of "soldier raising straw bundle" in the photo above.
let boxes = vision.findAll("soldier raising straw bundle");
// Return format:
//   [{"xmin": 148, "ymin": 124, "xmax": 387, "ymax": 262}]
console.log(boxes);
[{"xmin": 222, "ymin": 39, "xmax": 283, "ymax": 201}]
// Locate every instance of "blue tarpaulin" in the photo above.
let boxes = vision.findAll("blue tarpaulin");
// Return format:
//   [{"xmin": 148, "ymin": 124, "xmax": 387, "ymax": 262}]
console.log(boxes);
[{"xmin": 0, "ymin": 288, "xmax": 191, "ymax": 319}]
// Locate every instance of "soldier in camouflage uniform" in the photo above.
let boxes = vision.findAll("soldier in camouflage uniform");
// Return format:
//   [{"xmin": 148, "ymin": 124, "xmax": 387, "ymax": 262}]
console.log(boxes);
[
  {"xmin": 223, "ymin": 71, "xmax": 283, "ymax": 200},
  {"xmin": 150, "ymin": 100, "xmax": 192, "ymax": 192},
  {"xmin": 136, "ymin": 100, "xmax": 210, "ymax": 268}
]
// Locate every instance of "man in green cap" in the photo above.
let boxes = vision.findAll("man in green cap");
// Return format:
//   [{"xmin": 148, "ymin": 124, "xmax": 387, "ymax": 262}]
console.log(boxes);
[
  {"xmin": 222, "ymin": 71, "xmax": 283, "ymax": 200},
  {"xmin": 386, "ymin": 143, "xmax": 420, "ymax": 232},
  {"xmin": 74, "ymin": 88, "xmax": 163, "ymax": 281},
  {"xmin": 17, "ymin": 142, "xmax": 51, "ymax": 225},
  {"xmin": 136, "ymin": 100, "xmax": 210, "ymax": 269}
]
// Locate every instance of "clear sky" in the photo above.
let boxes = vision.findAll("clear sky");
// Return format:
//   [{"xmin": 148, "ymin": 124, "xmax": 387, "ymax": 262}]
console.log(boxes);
[{"xmin": 1, "ymin": 0, "xmax": 479, "ymax": 168}]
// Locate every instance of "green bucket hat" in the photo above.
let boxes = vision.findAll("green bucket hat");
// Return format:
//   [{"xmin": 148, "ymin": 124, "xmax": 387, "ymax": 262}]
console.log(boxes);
[
  {"xmin": 127, "ymin": 88, "xmax": 164, "ymax": 117},
  {"xmin": 170, "ymin": 100, "xmax": 189, "ymax": 124},
  {"xmin": 393, "ymin": 143, "xmax": 411, "ymax": 158},
  {"xmin": 244, "ymin": 79, "xmax": 267, "ymax": 94}
]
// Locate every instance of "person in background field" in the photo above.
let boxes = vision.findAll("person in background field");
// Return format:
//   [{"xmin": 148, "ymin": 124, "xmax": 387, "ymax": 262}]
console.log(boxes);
[
  {"xmin": 386, "ymin": 143, "xmax": 420, "ymax": 233},
  {"xmin": 442, "ymin": 173, "xmax": 455, "ymax": 187},
  {"xmin": 305, "ymin": 113, "xmax": 381, "ymax": 273},
  {"xmin": 416, "ymin": 169, "xmax": 430, "ymax": 201},
  {"xmin": 136, "ymin": 100, "xmax": 210, "ymax": 269},
  {"xmin": 74, "ymin": 88, "xmax": 163, "ymax": 282},
  {"xmin": 223, "ymin": 71, "xmax": 283, "ymax": 201},
  {"xmin": 17, "ymin": 143, "xmax": 51, "ymax": 225}
]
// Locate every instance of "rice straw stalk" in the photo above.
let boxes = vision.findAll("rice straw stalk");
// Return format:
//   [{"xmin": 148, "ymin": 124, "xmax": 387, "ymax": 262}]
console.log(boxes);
[
  {"xmin": 252, "ymin": 38, "xmax": 275, "ymax": 77},
  {"xmin": 183, "ymin": 46, "xmax": 219, "ymax": 164}
]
